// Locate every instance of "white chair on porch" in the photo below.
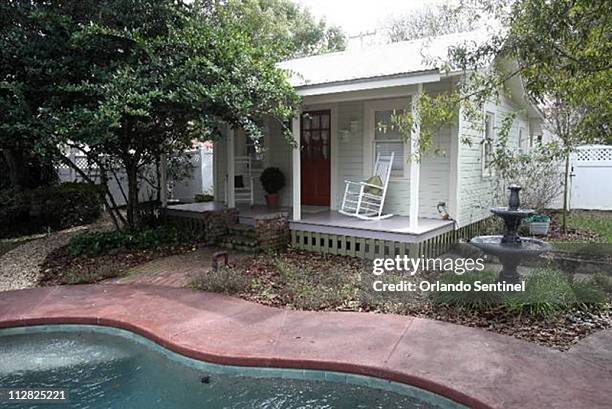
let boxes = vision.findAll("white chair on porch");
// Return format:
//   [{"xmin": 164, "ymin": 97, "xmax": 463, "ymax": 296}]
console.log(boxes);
[{"xmin": 339, "ymin": 152, "xmax": 394, "ymax": 220}]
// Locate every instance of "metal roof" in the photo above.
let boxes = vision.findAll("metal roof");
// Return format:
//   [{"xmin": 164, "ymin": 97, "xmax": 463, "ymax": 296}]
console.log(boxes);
[{"xmin": 278, "ymin": 30, "xmax": 491, "ymax": 89}]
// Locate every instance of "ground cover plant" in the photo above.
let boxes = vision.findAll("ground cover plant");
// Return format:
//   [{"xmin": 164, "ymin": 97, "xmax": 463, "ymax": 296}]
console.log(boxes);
[
  {"xmin": 40, "ymin": 225, "xmax": 204, "ymax": 285},
  {"xmin": 191, "ymin": 248, "xmax": 612, "ymax": 350}
]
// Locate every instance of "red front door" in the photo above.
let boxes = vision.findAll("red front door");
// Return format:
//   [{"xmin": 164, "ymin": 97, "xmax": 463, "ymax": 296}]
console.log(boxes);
[{"xmin": 301, "ymin": 110, "xmax": 331, "ymax": 206}]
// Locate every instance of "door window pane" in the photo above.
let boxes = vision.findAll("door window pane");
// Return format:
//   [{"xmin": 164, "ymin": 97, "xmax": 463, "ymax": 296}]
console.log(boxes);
[{"xmin": 301, "ymin": 111, "xmax": 331, "ymax": 161}]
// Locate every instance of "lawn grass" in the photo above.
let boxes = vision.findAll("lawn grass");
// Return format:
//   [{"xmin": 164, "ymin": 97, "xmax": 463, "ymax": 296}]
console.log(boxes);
[{"xmin": 566, "ymin": 211, "xmax": 612, "ymax": 243}]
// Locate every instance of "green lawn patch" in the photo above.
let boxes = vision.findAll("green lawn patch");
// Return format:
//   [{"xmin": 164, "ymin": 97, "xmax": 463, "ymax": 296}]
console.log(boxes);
[
  {"xmin": 548, "ymin": 210, "xmax": 612, "ymax": 243},
  {"xmin": 565, "ymin": 211, "xmax": 612, "ymax": 243}
]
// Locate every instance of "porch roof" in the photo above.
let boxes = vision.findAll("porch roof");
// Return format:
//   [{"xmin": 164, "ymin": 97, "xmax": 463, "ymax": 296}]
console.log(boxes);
[{"xmin": 278, "ymin": 30, "xmax": 490, "ymax": 91}]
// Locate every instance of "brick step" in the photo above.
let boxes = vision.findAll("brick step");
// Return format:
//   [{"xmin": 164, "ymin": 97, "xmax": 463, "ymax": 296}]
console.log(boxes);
[
  {"xmin": 227, "ymin": 224, "xmax": 257, "ymax": 238},
  {"xmin": 218, "ymin": 233, "xmax": 259, "ymax": 253},
  {"xmin": 218, "ymin": 243, "xmax": 260, "ymax": 253}
]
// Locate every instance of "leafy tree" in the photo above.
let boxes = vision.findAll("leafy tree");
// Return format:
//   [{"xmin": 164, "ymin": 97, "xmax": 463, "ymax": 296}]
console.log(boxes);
[
  {"xmin": 1, "ymin": 0, "xmax": 299, "ymax": 229},
  {"xmin": 225, "ymin": 0, "xmax": 346, "ymax": 59},
  {"xmin": 449, "ymin": 0, "xmax": 611, "ymax": 230},
  {"xmin": 386, "ymin": 0, "xmax": 610, "ymax": 230},
  {"xmin": 0, "ymin": 1, "xmax": 63, "ymax": 189},
  {"xmin": 381, "ymin": 3, "xmax": 481, "ymax": 43}
]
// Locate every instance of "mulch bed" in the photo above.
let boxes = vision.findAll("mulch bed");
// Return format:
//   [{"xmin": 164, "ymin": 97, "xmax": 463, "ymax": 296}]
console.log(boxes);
[
  {"xmin": 223, "ymin": 249, "xmax": 611, "ymax": 351},
  {"xmin": 400, "ymin": 305, "xmax": 610, "ymax": 351},
  {"xmin": 546, "ymin": 222, "xmax": 601, "ymax": 242},
  {"xmin": 39, "ymin": 243, "xmax": 202, "ymax": 286}
]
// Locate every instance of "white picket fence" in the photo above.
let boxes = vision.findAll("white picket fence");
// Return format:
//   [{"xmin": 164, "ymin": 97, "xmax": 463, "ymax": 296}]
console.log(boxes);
[{"xmin": 57, "ymin": 148, "xmax": 213, "ymax": 206}]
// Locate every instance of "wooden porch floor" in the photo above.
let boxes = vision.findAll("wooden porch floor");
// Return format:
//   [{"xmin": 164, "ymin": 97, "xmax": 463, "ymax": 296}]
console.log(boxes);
[{"xmin": 290, "ymin": 210, "xmax": 455, "ymax": 243}]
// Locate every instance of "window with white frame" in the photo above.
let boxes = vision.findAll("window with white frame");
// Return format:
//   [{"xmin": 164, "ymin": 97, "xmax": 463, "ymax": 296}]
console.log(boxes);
[
  {"xmin": 374, "ymin": 109, "xmax": 405, "ymax": 176},
  {"xmin": 482, "ymin": 112, "xmax": 495, "ymax": 176}
]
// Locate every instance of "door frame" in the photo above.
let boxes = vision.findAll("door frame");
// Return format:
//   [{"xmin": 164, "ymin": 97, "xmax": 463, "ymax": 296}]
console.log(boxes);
[{"xmin": 301, "ymin": 103, "xmax": 338, "ymax": 208}]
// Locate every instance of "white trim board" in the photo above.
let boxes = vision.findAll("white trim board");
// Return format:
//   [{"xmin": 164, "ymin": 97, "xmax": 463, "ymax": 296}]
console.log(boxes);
[{"xmin": 295, "ymin": 72, "xmax": 440, "ymax": 97}]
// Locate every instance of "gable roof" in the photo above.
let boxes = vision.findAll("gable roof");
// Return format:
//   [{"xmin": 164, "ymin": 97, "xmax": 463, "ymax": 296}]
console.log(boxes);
[{"xmin": 278, "ymin": 30, "xmax": 491, "ymax": 89}]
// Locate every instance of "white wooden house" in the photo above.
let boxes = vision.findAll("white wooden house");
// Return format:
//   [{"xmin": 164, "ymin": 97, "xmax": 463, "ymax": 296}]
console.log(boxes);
[{"xmin": 176, "ymin": 32, "xmax": 546, "ymax": 258}]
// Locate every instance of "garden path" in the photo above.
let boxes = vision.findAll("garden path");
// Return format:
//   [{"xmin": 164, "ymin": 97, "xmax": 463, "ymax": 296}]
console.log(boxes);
[
  {"xmin": 105, "ymin": 246, "xmax": 248, "ymax": 288},
  {"xmin": 0, "ymin": 222, "xmax": 111, "ymax": 292}
]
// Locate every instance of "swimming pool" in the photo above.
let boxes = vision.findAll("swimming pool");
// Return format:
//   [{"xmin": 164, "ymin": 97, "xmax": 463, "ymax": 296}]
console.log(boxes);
[{"xmin": 0, "ymin": 325, "xmax": 465, "ymax": 408}]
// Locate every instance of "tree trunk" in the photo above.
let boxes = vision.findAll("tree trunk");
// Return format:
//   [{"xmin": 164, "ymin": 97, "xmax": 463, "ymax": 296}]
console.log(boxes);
[
  {"xmin": 60, "ymin": 153, "xmax": 126, "ymax": 230},
  {"xmin": 125, "ymin": 164, "xmax": 140, "ymax": 229},
  {"xmin": 561, "ymin": 152, "xmax": 570, "ymax": 234},
  {"xmin": 2, "ymin": 149, "xmax": 30, "ymax": 189}
]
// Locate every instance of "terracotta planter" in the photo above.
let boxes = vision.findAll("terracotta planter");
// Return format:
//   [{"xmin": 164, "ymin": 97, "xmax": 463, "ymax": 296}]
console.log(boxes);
[{"xmin": 265, "ymin": 193, "xmax": 279, "ymax": 209}]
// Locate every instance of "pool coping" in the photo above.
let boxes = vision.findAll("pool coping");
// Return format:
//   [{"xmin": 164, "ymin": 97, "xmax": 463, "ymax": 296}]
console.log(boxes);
[{"xmin": 0, "ymin": 284, "xmax": 610, "ymax": 409}]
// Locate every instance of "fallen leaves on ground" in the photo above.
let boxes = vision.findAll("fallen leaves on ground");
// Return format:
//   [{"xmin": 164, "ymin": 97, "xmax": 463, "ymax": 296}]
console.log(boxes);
[{"xmin": 226, "ymin": 248, "xmax": 611, "ymax": 351}]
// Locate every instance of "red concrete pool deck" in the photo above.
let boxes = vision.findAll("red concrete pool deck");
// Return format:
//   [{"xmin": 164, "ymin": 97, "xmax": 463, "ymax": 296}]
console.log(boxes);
[{"xmin": 0, "ymin": 285, "xmax": 610, "ymax": 409}]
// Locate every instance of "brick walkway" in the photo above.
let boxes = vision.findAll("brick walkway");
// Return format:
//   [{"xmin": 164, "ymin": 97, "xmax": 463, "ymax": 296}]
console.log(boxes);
[{"xmin": 105, "ymin": 246, "xmax": 246, "ymax": 288}]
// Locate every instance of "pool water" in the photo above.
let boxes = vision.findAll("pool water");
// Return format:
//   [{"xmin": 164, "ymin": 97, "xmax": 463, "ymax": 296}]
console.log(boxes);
[{"xmin": 0, "ymin": 326, "xmax": 463, "ymax": 409}]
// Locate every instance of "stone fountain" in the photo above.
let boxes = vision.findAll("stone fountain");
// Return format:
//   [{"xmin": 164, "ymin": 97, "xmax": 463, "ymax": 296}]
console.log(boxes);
[{"xmin": 470, "ymin": 185, "xmax": 551, "ymax": 283}]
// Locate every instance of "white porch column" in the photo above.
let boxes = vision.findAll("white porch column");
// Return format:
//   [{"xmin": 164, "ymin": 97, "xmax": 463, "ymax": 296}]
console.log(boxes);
[
  {"xmin": 226, "ymin": 125, "xmax": 235, "ymax": 208},
  {"xmin": 292, "ymin": 114, "xmax": 301, "ymax": 221},
  {"xmin": 409, "ymin": 84, "xmax": 423, "ymax": 230},
  {"xmin": 160, "ymin": 153, "xmax": 168, "ymax": 208},
  {"xmin": 200, "ymin": 146, "xmax": 206, "ymax": 193}
]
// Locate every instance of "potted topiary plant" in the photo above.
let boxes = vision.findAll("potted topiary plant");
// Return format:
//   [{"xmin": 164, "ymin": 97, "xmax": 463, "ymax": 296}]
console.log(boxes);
[{"xmin": 260, "ymin": 167, "xmax": 285, "ymax": 208}]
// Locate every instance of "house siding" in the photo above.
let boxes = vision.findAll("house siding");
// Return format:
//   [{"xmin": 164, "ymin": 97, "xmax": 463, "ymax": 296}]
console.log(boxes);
[
  {"xmin": 456, "ymin": 94, "xmax": 528, "ymax": 227},
  {"xmin": 334, "ymin": 101, "xmax": 365, "ymax": 209},
  {"xmin": 418, "ymin": 126, "xmax": 451, "ymax": 219}
]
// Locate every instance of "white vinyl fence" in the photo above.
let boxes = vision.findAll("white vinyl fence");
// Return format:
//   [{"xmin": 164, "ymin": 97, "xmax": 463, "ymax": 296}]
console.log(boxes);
[
  {"xmin": 569, "ymin": 145, "xmax": 612, "ymax": 210},
  {"xmin": 170, "ymin": 148, "xmax": 213, "ymax": 202},
  {"xmin": 57, "ymin": 147, "xmax": 213, "ymax": 207}
]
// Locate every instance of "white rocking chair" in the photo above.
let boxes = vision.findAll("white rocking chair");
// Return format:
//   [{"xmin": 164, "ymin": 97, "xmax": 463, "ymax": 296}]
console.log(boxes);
[{"xmin": 339, "ymin": 152, "xmax": 394, "ymax": 220}]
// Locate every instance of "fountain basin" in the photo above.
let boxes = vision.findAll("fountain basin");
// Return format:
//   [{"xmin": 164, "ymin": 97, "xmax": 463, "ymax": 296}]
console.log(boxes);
[
  {"xmin": 490, "ymin": 208, "xmax": 535, "ymax": 218},
  {"xmin": 470, "ymin": 235, "xmax": 551, "ymax": 258},
  {"xmin": 470, "ymin": 235, "xmax": 551, "ymax": 283}
]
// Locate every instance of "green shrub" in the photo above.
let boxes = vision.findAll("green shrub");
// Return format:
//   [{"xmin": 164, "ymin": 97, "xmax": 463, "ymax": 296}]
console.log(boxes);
[
  {"xmin": 194, "ymin": 193, "xmax": 214, "ymax": 202},
  {"xmin": 192, "ymin": 267, "xmax": 251, "ymax": 295},
  {"xmin": 429, "ymin": 270, "xmax": 502, "ymax": 310},
  {"xmin": 590, "ymin": 273, "xmax": 612, "ymax": 295},
  {"xmin": 525, "ymin": 214, "xmax": 551, "ymax": 223},
  {"xmin": 31, "ymin": 183, "xmax": 103, "ymax": 228},
  {"xmin": 571, "ymin": 279, "xmax": 608, "ymax": 308},
  {"xmin": 0, "ymin": 183, "xmax": 103, "ymax": 238},
  {"xmin": 504, "ymin": 270, "xmax": 576, "ymax": 318},
  {"xmin": 0, "ymin": 188, "xmax": 31, "ymax": 232},
  {"xmin": 260, "ymin": 167, "xmax": 285, "ymax": 194},
  {"xmin": 67, "ymin": 225, "xmax": 200, "ymax": 257}
]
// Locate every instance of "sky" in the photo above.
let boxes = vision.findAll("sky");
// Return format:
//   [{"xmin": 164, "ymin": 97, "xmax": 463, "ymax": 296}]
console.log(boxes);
[{"xmin": 294, "ymin": 0, "xmax": 451, "ymax": 36}]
